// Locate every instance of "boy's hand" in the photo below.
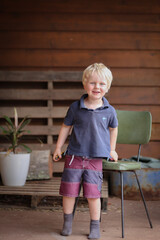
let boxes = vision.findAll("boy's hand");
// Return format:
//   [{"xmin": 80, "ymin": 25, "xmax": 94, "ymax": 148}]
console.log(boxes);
[
  {"xmin": 110, "ymin": 150, "xmax": 118, "ymax": 162},
  {"xmin": 53, "ymin": 148, "xmax": 62, "ymax": 161}
]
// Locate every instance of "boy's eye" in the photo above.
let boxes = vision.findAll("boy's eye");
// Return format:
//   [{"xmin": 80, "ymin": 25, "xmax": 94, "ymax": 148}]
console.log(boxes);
[{"xmin": 89, "ymin": 82, "xmax": 106, "ymax": 86}]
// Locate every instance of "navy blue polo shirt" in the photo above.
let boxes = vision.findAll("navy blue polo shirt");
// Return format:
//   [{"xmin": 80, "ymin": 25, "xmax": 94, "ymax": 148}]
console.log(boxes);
[{"xmin": 64, "ymin": 94, "xmax": 118, "ymax": 158}]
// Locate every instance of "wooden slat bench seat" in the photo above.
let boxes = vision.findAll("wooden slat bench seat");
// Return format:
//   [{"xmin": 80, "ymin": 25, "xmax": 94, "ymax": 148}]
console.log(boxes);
[
  {"xmin": 0, "ymin": 153, "xmax": 108, "ymax": 210},
  {"xmin": 0, "ymin": 177, "xmax": 61, "ymax": 208},
  {"xmin": 0, "ymin": 177, "xmax": 108, "ymax": 210}
]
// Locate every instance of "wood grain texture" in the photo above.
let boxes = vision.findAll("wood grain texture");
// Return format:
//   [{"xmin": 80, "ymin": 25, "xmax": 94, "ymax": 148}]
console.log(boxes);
[
  {"xmin": 0, "ymin": 69, "xmax": 160, "ymax": 86},
  {"xmin": 0, "ymin": 87, "xmax": 159, "ymax": 104},
  {"xmin": 1, "ymin": 0, "xmax": 160, "ymax": 13},
  {"xmin": 0, "ymin": 0, "xmax": 159, "ymax": 159},
  {"xmin": 27, "ymin": 150, "xmax": 53, "ymax": 180},
  {"xmin": 1, "ymin": 50, "xmax": 160, "ymax": 67},
  {"xmin": 0, "ymin": 105, "xmax": 160, "ymax": 122},
  {"xmin": 0, "ymin": 13, "xmax": 160, "ymax": 32},
  {"xmin": 0, "ymin": 142, "xmax": 159, "ymax": 159},
  {"xmin": 1, "ymin": 32, "xmax": 160, "ymax": 50}
]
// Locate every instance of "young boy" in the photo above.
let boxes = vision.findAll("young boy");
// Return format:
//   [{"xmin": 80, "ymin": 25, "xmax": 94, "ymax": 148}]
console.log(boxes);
[{"xmin": 53, "ymin": 63, "xmax": 118, "ymax": 239}]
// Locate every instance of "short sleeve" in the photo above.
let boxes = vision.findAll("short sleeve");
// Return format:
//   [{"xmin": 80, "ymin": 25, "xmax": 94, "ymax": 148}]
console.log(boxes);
[
  {"xmin": 63, "ymin": 105, "xmax": 74, "ymax": 126},
  {"xmin": 109, "ymin": 107, "xmax": 118, "ymax": 128}
]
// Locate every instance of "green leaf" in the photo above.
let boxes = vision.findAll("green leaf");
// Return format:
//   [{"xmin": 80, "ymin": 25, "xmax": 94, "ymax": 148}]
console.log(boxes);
[
  {"xmin": 4, "ymin": 122, "xmax": 13, "ymax": 132},
  {"xmin": 0, "ymin": 126, "xmax": 8, "ymax": 134},
  {"xmin": 37, "ymin": 138, "xmax": 43, "ymax": 146},
  {"xmin": 3, "ymin": 116, "xmax": 14, "ymax": 128},
  {"xmin": 20, "ymin": 144, "xmax": 32, "ymax": 153},
  {"xmin": 13, "ymin": 132, "xmax": 17, "ymax": 146},
  {"xmin": 18, "ymin": 118, "xmax": 31, "ymax": 132},
  {"xmin": 2, "ymin": 135, "xmax": 11, "ymax": 142},
  {"xmin": 0, "ymin": 108, "xmax": 34, "ymax": 153}
]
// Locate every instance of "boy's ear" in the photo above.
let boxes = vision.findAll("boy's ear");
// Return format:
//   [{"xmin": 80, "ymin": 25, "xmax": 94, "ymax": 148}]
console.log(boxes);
[
  {"xmin": 105, "ymin": 88, "xmax": 109, "ymax": 93},
  {"xmin": 83, "ymin": 83, "xmax": 87, "ymax": 91}
]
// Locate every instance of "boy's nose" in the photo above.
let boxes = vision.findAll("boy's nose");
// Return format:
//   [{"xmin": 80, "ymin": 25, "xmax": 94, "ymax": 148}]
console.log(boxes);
[{"xmin": 95, "ymin": 83, "xmax": 100, "ymax": 88}]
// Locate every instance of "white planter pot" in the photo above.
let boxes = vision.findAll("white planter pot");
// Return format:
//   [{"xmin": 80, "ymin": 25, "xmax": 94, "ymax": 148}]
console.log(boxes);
[{"xmin": 0, "ymin": 152, "xmax": 30, "ymax": 186}]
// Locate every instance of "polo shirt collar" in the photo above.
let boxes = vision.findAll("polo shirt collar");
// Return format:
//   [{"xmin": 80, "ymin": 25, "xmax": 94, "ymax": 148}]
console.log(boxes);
[{"xmin": 80, "ymin": 94, "xmax": 109, "ymax": 109}]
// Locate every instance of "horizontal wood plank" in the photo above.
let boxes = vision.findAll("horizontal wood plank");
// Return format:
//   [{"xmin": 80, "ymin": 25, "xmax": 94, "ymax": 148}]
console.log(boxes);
[
  {"xmin": 0, "ymin": 124, "xmax": 159, "ymax": 140},
  {"xmin": 36, "ymin": 141, "xmax": 160, "ymax": 159},
  {"xmin": 113, "ymin": 68, "xmax": 160, "ymax": 86},
  {"xmin": 0, "ymin": 178, "xmax": 62, "ymax": 196},
  {"xmin": 0, "ymin": 13, "xmax": 159, "ymax": 32},
  {"xmin": 0, "ymin": 177, "xmax": 108, "ymax": 199},
  {"xmin": 1, "ymin": 0, "xmax": 160, "ymax": 13},
  {"xmin": 0, "ymin": 87, "xmax": 159, "ymax": 104},
  {"xmin": 0, "ymin": 105, "xmax": 159, "ymax": 123},
  {"xmin": 0, "ymin": 32, "xmax": 160, "ymax": 50},
  {"xmin": 108, "ymin": 87, "xmax": 160, "ymax": 105},
  {"xmin": 22, "ymin": 125, "xmax": 61, "ymax": 135},
  {"xmin": 151, "ymin": 124, "xmax": 160, "ymax": 140},
  {"xmin": 0, "ymin": 71, "xmax": 83, "ymax": 82},
  {"xmin": 116, "ymin": 142, "xmax": 160, "ymax": 159},
  {"xmin": 0, "ymin": 107, "xmax": 67, "ymax": 118},
  {"xmin": 0, "ymin": 89, "xmax": 85, "ymax": 100},
  {"xmin": 151, "ymin": 124, "xmax": 160, "ymax": 141},
  {"xmin": 0, "ymin": 142, "xmax": 159, "ymax": 159},
  {"xmin": 0, "ymin": 69, "xmax": 160, "ymax": 86},
  {"xmin": 1, "ymin": 50, "xmax": 160, "ymax": 68}
]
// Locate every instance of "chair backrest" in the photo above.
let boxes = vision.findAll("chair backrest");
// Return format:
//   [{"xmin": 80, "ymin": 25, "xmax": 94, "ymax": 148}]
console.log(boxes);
[{"xmin": 116, "ymin": 110, "xmax": 152, "ymax": 145}]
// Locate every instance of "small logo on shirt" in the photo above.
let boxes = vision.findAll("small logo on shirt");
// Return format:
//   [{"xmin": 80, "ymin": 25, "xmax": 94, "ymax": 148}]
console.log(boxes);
[{"xmin": 102, "ymin": 117, "xmax": 107, "ymax": 121}]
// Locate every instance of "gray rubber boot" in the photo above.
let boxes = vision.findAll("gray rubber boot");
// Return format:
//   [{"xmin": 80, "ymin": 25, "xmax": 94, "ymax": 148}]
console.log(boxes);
[
  {"xmin": 61, "ymin": 213, "xmax": 73, "ymax": 236},
  {"xmin": 88, "ymin": 220, "xmax": 100, "ymax": 239}
]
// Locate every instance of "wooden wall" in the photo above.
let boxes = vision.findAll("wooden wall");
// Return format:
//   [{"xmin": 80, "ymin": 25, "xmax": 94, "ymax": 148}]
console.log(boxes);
[{"xmin": 0, "ymin": 0, "xmax": 160, "ymax": 159}]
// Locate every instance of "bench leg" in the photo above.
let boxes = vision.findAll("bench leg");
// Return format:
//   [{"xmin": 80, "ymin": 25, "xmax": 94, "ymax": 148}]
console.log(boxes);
[
  {"xmin": 31, "ymin": 195, "xmax": 44, "ymax": 209},
  {"xmin": 101, "ymin": 197, "xmax": 108, "ymax": 212}
]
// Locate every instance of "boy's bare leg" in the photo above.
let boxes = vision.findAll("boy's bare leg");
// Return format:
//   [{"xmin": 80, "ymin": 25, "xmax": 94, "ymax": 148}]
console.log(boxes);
[
  {"xmin": 63, "ymin": 196, "xmax": 75, "ymax": 213},
  {"xmin": 88, "ymin": 198, "xmax": 101, "ymax": 220},
  {"xmin": 87, "ymin": 198, "xmax": 101, "ymax": 239},
  {"xmin": 61, "ymin": 196, "xmax": 75, "ymax": 236}
]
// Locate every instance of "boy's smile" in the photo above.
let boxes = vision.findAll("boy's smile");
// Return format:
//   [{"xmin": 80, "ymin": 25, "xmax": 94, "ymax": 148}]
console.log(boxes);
[{"xmin": 84, "ymin": 72, "xmax": 108, "ymax": 102}]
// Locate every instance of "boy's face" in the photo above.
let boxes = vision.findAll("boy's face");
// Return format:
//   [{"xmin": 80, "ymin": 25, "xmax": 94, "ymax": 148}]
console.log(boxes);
[{"xmin": 83, "ymin": 72, "xmax": 108, "ymax": 100}]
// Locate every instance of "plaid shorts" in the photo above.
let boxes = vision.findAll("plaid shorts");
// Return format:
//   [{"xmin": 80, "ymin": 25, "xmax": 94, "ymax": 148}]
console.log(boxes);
[{"xmin": 59, "ymin": 155, "xmax": 103, "ymax": 198}]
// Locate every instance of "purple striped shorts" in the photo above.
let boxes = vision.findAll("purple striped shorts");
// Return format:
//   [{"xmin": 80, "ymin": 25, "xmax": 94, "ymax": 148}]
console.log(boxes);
[{"xmin": 59, "ymin": 155, "xmax": 103, "ymax": 198}]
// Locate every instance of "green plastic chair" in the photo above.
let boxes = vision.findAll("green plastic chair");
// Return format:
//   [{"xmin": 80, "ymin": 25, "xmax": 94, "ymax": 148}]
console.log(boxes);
[{"xmin": 103, "ymin": 110, "xmax": 153, "ymax": 238}]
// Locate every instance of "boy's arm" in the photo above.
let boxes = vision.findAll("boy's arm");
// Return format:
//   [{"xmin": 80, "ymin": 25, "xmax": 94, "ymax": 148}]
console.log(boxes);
[
  {"xmin": 109, "ymin": 127, "xmax": 118, "ymax": 161},
  {"xmin": 53, "ymin": 123, "xmax": 72, "ymax": 161}
]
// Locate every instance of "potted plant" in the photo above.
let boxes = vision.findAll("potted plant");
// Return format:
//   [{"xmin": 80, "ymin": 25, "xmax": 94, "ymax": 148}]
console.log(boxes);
[{"xmin": 0, "ymin": 108, "xmax": 32, "ymax": 186}]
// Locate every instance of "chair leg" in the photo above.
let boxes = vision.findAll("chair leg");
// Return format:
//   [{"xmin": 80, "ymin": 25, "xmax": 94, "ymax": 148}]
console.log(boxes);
[
  {"xmin": 134, "ymin": 171, "xmax": 153, "ymax": 228},
  {"xmin": 120, "ymin": 171, "xmax": 124, "ymax": 238}
]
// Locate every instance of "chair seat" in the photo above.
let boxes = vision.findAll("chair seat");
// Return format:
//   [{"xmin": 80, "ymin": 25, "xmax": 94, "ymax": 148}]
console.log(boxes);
[{"xmin": 103, "ymin": 160, "xmax": 141, "ymax": 171}]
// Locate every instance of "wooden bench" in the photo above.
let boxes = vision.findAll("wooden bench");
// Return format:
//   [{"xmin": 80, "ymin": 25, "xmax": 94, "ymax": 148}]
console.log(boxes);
[
  {"xmin": 0, "ymin": 180, "xmax": 108, "ymax": 210},
  {"xmin": 0, "ymin": 71, "xmax": 108, "ymax": 210},
  {"xmin": 0, "ymin": 156, "xmax": 108, "ymax": 210},
  {"xmin": 0, "ymin": 153, "xmax": 108, "ymax": 210}
]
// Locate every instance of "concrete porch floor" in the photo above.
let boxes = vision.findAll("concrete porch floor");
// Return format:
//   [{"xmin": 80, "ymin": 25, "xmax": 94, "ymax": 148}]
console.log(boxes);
[{"xmin": 0, "ymin": 197, "xmax": 159, "ymax": 240}]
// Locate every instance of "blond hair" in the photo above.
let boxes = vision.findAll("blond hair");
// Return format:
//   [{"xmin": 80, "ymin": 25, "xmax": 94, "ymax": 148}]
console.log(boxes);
[{"xmin": 82, "ymin": 63, "xmax": 113, "ymax": 90}]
